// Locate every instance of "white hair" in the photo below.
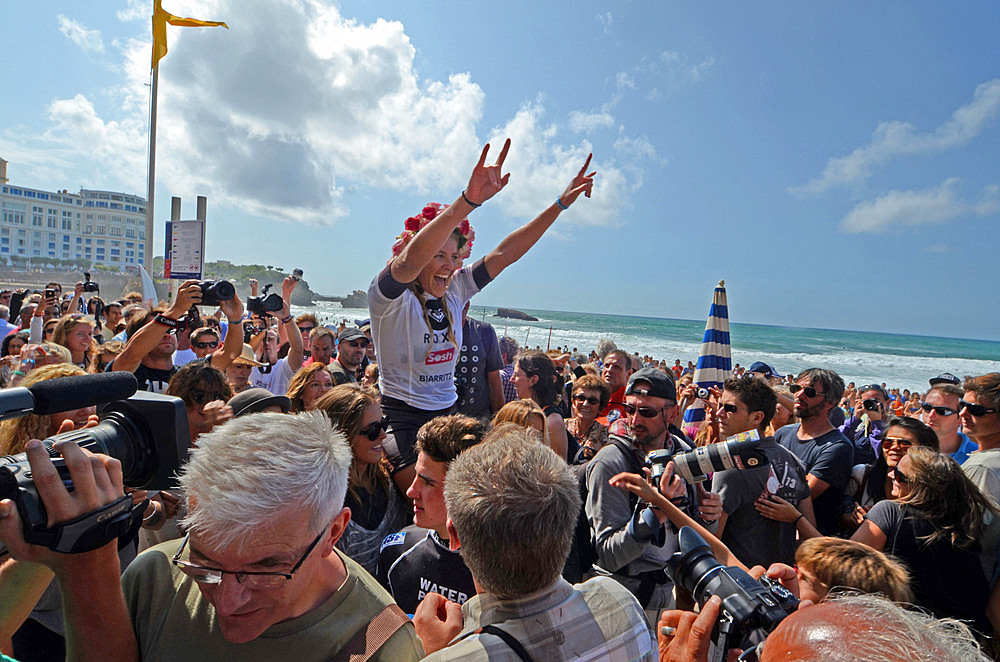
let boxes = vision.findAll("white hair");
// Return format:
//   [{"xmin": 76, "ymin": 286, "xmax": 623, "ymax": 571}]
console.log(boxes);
[
  {"xmin": 791, "ymin": 593, "xmax": 990, "ymax": 662},
  {"xmin": 179, "ymin": 411, "xmax": 351, "ymax": 551}
]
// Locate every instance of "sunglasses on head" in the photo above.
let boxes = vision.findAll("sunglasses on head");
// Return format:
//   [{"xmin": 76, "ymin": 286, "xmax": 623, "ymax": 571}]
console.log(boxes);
[
  {"xmin": 889, "ymin": 466, "xmax": 910, "ymax": 484},
  {"xmin": 919, "ymin": 402, "xmax": 957, "ymax": 416},
  {"xmin": 860, "ymin": 384, "xmax": 888, "ymax": 397},
  {"xmin": 192, "ymin": 341, "xmax": 219, "ymax": 349},
  {"xmin": 360, "ymin": 417, "xmax": 389, "ymax": 441},
  {"xmin": 623, "ymin": 403, "xmax": 670, "ymax": 418},
  {"xmin": 573, "ymin": 394, "xmax": 601, "ymax": 406},
  {"xmin": 882, "ymin": 436, "xmax": 914, "ymax": 449},
  {"xmin": 789, "ymin": 383, "xmax": 825, "ymax": 398},
  {"xmin": 960, "ymin": 400, "xmax": 997, "ymax": 417}
]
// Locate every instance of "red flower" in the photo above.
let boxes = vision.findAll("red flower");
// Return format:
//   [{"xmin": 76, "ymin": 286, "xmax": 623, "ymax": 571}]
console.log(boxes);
[
  {"xmin": 404, "ymin": 216, "xmax": 420, "ymax": 232},
  {"xmin": 422, "ymin": 204, "xmax": 440, "ymax": 220},
  {"xmin": 458, "ymin": 219, "xmax": 470, "ymax": 235}
]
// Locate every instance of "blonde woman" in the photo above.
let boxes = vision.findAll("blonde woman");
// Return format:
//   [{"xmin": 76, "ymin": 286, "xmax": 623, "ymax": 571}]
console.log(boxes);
[
  {"xmin": 492, "ymin": 399, "xmax": 548, "ymax": 443},
  {"xmin": 285, "ymin": 362, "xmax": 333, "ymax": 413},
  {"xmin": 0, "ymin": 364, "xmax": 95, "ymax": 455},
  {"xmin": 51, "ymin": 313, "xmax": 97, "ymax": 369}
]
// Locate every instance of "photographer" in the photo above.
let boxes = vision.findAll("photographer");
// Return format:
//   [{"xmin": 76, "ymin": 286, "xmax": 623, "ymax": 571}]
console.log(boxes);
[{"xmin": 248, "ymin": 277, "xmax": 303, "ymax": 396}]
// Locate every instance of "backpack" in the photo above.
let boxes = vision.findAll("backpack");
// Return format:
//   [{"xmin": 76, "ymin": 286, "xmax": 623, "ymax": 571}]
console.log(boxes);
[{"xmin": 563, "ymin": 435, "xmax": 643, "ymax": 583}]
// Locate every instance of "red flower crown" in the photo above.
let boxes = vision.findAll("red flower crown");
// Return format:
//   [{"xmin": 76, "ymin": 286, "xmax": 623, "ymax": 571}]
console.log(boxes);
[{"xmin": 391, "ymin": 203, "xmax": 475, "ymax": 266}]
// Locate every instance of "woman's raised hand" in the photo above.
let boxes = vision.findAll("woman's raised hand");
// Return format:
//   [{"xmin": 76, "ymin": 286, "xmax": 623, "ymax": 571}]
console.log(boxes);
[
  {"xmin": 558, "ymin": 153, "xmax": 596, "ymax": 208},
  {"xmin": 465, "ymin": 139, "xmax": 511, "ymax": 205}
]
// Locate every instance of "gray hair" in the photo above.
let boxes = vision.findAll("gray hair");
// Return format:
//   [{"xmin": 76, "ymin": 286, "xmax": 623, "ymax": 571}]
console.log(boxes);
[
  {"xmin": 179, "ymin": 411, "xmax": 351, "ymax": 551},
  {"xmin": 775, "ymin": 593, "xmax": 989, "ymax": 662},
  {"xmin": 596, "ymin": 338, "xmax": 618, "ymax": 360},
  {"xmin": 444, "ymin": 427, "xmax": 580, "ymax": 599}
]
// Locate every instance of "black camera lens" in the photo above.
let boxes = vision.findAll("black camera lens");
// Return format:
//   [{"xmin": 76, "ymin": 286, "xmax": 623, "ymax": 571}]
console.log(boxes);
[{"xmin": 863, "ymin": 399, "xmax": 880, "ymax": 411}]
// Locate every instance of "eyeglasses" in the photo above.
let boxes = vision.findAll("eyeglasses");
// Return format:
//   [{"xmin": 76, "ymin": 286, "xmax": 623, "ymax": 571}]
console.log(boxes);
[
  {"xmin": 345, "ymin": 339, "xmax": 369, "ymax": 348},
  {"xmin": 960, "ymin": 400, "xmax": 997, "ymax": 417},
  {"xmin": 919, "ymin": 402, "xmax": 957, "ymax": 416},
  {"xmin": 298, "ymin": 326, "xmax": 315, "ymax": 334},
  {"xmin": 171, "ymin": 526, "xmax": 327, "ymax": 590},
  {"xmin": 573, "ymin": 394, "xmax": 601, "ymax": 406},
  {"xmin": 889, "ymin": 467, "xmax": 910, "ymax": 484},
  {"xmin": 882, "ymin": 436, "xmax": 914, "ymax": 450},
  {"xmin": 360, "ymin": 416, "xmax": 389, "ymax": 441},
  {"xmin": 623, "ymin": 403, "xmax": 672, "ymax": 418},
  {"xmin": 189, "ymin": 389, "xmax": 223, "ymax": 405},
  {"xmin": 192, "ymin": 341, "xmax": 219, "ymax": 349},
  {"xmin": 718, "ymin": 403, "xmax": 741, "ymax": 414},
  {"xmin": 43, "ymin": 327, "xmax": 56, "ymax": 335},
  {"xmin": 789, "ymin": 384, "xmax": 825, "ymax": 399}
]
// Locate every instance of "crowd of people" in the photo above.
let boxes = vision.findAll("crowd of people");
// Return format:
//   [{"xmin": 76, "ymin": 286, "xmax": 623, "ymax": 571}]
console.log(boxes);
[{"xmin": 0, "ymin": 142, "xmax": 998, "ymax": 661}]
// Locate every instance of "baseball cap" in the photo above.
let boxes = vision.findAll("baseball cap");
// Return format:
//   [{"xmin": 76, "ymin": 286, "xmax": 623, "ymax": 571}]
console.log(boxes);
[
  {"xmin": 227, "ymin": 388, "xmax": 291, "ymax": 417},
  {"xmin": 747, "ymin": 361, "xmax": 780, "ymax": 378},
  {"xmin": 337, "ymin": 327, "xmax": 367, "ymax": 344},
  {"xmin": 929, "ymin": 372, "xmax": 961, "ymax": 386},
  {"xmin": 625, "ymin": 367, "xmax": 677, "ymax": 401}
]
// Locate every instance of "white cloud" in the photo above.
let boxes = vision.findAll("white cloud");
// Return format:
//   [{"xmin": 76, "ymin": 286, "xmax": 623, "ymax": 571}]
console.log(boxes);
[
  {"xmin": 569, "ymin": 111, "xmax": 616, "ymax": 133},
  {"xmin": 596, "ymin": 12, "xmax": 613, "ymax": 34},
  {"xmin": 653, "ymin": 50, "xmax": 715, "ymax": 82},
  {"xmin": 486, "ymin": 103, "xmax": 635, "ymax": 229},
  {"xmin": 795, "ymin": 78, "xmax": 1000, "ymax": 194},
  {"xmin": 613, "ymin": 134, "xmax": 662, "ymax": 165},
  {"xmin": 57, "ymin": 14, "xmax": 104, "ymax": 53},
  {"xmin": 117, "ymin": 0, "xmax": 148, "ymax": 22},
  {"xmin": 838, "ymin": 178, "xmax": 1000, "ymax": 233}
]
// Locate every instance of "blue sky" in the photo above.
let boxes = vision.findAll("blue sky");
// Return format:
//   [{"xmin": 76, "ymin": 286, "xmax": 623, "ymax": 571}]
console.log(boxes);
[{"xmin": 2, "ymin": 1, "xmax": 999, "ymax": 340}]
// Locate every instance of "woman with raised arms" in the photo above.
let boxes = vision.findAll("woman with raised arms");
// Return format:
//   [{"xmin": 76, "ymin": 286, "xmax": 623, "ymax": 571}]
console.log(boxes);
[{"xmin": 369, "ymin": 140, "xmax": 595, "ymax": 491}]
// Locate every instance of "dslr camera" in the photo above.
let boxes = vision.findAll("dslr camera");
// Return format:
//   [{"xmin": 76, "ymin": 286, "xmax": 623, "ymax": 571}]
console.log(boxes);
[
  {"xmin": 646, "ymin": 430, "xmax": 767, "ymax": 483},
  {"xmin": 197, "ymin": 280, "xmax": 236, "ymax": 307},
  {"xmin": 81, "ymin": 271, "xmax": 100, "ymax": 293},
  {"xmin": 0, "ymin": 390, "xmax": 190, "ymax": 555},
  {"xmin": 668, "ymin": 527, "xmax": 799, "ymax": 662},
  {"xmin": 246, "ymin": 283, "xmax": 284, "ymax": 316}
]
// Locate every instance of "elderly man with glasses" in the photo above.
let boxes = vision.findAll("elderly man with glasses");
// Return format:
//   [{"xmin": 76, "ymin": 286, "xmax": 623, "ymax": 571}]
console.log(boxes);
[
  {"xmin": 585, "ymin": 367, "xmax": 721, "ymax": 622},
  {"xmin": 0, "ymin": 412, "xmax": 423, "ymax": 661}
]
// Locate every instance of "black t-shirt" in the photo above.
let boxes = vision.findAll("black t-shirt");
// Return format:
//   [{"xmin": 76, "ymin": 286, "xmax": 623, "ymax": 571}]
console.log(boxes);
[
  {"xmin": 105, "ymin": 359, "xmax": 177, "ymax": 394},
  {"xmin": 375, "ymin": 525, "xmax": 476, "ymax": 615},
  {"xmin": 866, "ymin": 499, "xmax": 989, "ymax": 632},
  {"xmin": 775, "ymin": 424, "xmax": 853, "ymax": 536}
]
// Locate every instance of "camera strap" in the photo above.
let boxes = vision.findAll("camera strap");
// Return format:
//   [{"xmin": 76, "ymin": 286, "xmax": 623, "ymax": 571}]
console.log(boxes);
[{"xmin": 21, "ymin": 494, "xmax": 145, "ymax": 554}]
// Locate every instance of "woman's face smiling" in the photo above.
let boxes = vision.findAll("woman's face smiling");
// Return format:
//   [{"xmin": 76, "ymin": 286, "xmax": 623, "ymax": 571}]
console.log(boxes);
[{"xmin": 416, "ymin": 235, "xmax": 460, "ymax": 299}]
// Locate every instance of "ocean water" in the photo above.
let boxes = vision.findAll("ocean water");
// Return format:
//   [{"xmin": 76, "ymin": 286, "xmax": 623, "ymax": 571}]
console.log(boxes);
[{"xmin": 296, "ymin": 301, "xmax": 1000, "ymax": 394}]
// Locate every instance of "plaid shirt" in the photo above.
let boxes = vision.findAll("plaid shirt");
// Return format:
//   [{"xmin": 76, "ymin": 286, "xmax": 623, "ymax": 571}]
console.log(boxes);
[
  {"xmin": 423, "ymin": 576, "xmax": 655, "ymax": 661},
  {"xmin": 500, "ymin": 364, "xmax": 518, "ymax": 403}
]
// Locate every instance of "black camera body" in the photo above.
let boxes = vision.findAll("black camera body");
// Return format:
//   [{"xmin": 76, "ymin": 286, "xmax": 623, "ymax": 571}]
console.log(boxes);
[
  {"xmin": 291, "ymin": 268, "xmax": 303, "ymax": 281},
  {"xmin": 668, "ymin": 527, "xmax": 799, "ymax": 661},
  {"xmin": 0, "ymin": 391, "xmax": 190, "ymax": 554},
  {"xmin": 646, "ymin": 430, "xmax": 767, "ymax": 484},
  {"xmin": 82, "ymin": 271, "xmax": 100, "ymax": 293},
  {"xmin": 246, "ymin": 283, "xmax": 283, "ymax": 316},
  {"xmin": 197, "ymin": 279, "xmax": 236, "ymax": 307},
  {"xmin": 862, "ymin": 398, "xmax": 880, "ymax": 412}
]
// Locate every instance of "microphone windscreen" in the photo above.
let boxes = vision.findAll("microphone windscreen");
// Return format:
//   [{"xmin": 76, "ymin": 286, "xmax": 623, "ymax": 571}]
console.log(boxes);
[{"xmin": 29, "ymin": 372, "xmax": 139, "ymax": 415}]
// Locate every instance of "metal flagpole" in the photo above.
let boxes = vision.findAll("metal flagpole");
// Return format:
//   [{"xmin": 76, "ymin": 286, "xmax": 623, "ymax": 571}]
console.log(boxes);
[{"xmin": 144, "ymin": 64, "xmax": 159, "ymax": 273}]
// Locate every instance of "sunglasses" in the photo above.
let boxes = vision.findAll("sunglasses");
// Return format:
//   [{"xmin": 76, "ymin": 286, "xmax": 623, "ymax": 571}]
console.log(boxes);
[
  {"xmin": 192, "ymin": 341, "xmax": 219, "ymax": 349},
  {"xmin": 889, "ymin": 466, "xmax": 910, "ymax": 484},
  {"xmin": 189, "ymin": 389, "xmax": 223, "ymax": 405},
  {"xmin": 345, "ymin": 339, "xmax": 369, "ymax": 348},
  {"xmin": 298, "ymin": 326, "xmax": 315, "ymax": 334},
  {"xmin": 718, "ymin": 403, "xmax": 740, "ymax": 414},
  {"xmin": 919, "ymin": 402, "xmax": 957, "ymax": 416},
  {"xmin": 882, "ymin": 436, "xmax": 914, "ymax": 449},
  {"xmin": 960, "ymin": 400, "xmax": 997, "ymax": 417},
  {"xmin": 623, "ymin": 403, "xmax": 669, "ymax": 418},
  {"xmin": 573, "ymin": 394, "xmax": 601, "ymax": 406},
  {"xmin": 789, "ymin": 384, "xmax": 825, "ymax": 398},
  {"xmin": 360, "ymin": 417, "xmax": 389, "ymax": 441}
]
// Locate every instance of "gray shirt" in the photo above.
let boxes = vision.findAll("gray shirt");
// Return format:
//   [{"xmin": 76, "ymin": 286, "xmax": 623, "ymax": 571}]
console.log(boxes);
[{"xmin": 963, "ymin": 448, "xmax": 1000, "ymax": 581}]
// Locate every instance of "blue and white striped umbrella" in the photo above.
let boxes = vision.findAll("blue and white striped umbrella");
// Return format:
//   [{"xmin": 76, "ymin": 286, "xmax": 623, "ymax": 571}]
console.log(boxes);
[{"xmin": 682, "ymin": 280, "xmax": 733, "ymax": 437}]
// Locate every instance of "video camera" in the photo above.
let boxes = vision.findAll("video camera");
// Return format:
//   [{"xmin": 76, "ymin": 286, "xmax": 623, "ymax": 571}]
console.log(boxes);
[
  {"xmin": 646, "ymin": 430, "xmax": 768, "ymax": 483},
  {"xmin": 82, "ymin": 271, "xmax": 100, "ymax": 294},
  {"xmin": 668, "ymin": 527, "xmax": 799, "ymax": 662},
  {"xmin": 0, "ymin": 372, "xmax": 190, "ymax": 555},
  {"xmin": 246, "ymin": 283, "xmax": 283, "ymax": 316}
]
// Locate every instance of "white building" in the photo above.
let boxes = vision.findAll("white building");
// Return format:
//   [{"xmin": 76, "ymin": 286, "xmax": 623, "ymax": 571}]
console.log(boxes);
[{"xmin": 0, "ymin": 158, "xmax": 147, "ymax": 269}]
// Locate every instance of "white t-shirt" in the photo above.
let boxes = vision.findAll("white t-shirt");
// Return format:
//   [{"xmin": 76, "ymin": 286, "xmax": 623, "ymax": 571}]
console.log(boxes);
[
  {"xmin": 250, "ymin": 357, "xmax": 294, "ymax": 395},
  {"xmin": 368, "ymin": 262, "xmax": 489, "ymax": 411}
]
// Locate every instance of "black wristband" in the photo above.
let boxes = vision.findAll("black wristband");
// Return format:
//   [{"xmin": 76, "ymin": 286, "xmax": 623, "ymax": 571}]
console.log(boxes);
[{"xmin": 462, "ymin": 189, "xmax": 482, "ymax": 208}]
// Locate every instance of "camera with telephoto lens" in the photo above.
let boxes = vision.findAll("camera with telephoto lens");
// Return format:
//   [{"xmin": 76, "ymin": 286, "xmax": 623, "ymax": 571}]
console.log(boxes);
[
  {"xmin": 646, "ymin": 430, "xmax": 767, "ymax": 484},
  {"xmin": 246, "ymin": 283, "xmax": 284, "ymax": 316},
  {"xmin": 197, "ymin": 280, "xmax": 236, "ymax": 307},
  {"xmin": 667, "ymin": 527, "xmax": 799, "ymax": 662},
  {"xmin": 81, "ymin": 271, "xmax": 100, "ymax": 293},
  {"xmin": 0, "ymin": 392, "xmax": 190, "ymax": 555}
]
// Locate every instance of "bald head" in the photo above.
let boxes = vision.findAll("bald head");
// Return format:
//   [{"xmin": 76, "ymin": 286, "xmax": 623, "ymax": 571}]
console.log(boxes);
[{"xmin": 761, "ymin": 596, "xmax": 987, "ymax": 662}]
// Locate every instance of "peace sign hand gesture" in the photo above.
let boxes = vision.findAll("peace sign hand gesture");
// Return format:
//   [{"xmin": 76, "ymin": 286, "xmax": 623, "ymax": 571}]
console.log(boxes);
[
  {"xmin": 464, "ymin": 139, "xmax": 511, "ymax": 206},
  {"xmin": 558, "ymin": 153, "xmax": 596, "ymax": 208}
]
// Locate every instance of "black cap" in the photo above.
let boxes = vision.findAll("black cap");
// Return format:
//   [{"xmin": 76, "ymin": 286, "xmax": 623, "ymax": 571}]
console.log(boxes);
[
  {"xmin": 227, "ymin": 388, "xmax": 291, "ymax": 417},
  {"xmin": 625, "ymin": 367, "xmax": 677, "ymax": 402},
  {"xmin": 929, "ymin": 372, "xmax": 961, "ymax": 386},
  {"xmin": 337, "ymin": 327, "xmax": 367, "ymax": 344}
]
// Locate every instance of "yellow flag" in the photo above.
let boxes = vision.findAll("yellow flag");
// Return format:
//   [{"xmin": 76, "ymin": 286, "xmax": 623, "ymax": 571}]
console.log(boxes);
[{"xmin": 152, "ymin": 0, "xmax": 228, "ymax": 69}]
